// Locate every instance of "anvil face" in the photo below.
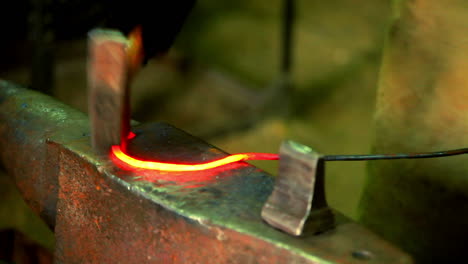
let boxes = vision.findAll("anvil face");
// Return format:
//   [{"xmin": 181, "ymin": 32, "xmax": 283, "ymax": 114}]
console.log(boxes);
[{"xmin": 0, "ymin": 82, "xmax": 412, "ymax": 263}]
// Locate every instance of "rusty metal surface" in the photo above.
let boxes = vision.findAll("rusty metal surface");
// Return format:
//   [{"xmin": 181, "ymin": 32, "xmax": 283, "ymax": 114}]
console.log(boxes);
[
  {"xmin": 0, "ymin": 80, "xmax": 90, "ymax": 228},
  {"xmin": 0, "ymin": 81, "xmax": 413, "ymax": 263},
  {"xmin": 262, "ymin": 140, "xmax": 334, "ymax": 236}
]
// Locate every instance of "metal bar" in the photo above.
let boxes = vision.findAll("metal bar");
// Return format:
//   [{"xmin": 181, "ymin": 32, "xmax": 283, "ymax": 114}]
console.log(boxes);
[
  {"xmin": 281, "ymin": 0, "xmax": 294, "ymax": 77},
  {"xmin": 324, "ymin": 148, "xmax": 468, "ymax": 161},
  {"xmin": 0, "ymin": 81, "xmax": 412, "ymax": 263}
]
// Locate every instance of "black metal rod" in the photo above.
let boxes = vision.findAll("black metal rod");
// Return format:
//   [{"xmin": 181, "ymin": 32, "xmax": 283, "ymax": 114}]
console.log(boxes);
[
  {"xmin": 281, "ymin": 0, "xmax": 294, "ymax": 76},
  {"xmin": 323, "ymin": 148, "xmax": 468, "ymax": 161}
]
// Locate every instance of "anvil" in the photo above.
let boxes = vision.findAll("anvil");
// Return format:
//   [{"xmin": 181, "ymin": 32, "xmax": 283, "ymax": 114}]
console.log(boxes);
[{"xmin": 0, "ymin": 81, "xmax": 412, "ymax": 263}]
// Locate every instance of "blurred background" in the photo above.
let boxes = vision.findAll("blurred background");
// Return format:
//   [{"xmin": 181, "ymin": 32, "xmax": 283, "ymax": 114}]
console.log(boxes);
[{"xmin": 0, "ymin": 0, "xmax": 393, "ymax": 261}]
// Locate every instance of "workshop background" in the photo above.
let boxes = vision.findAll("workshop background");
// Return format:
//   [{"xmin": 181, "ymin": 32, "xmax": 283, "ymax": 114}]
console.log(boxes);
[{"xmin": 0, "ymin": 0, "xmax": 392, "ymax": 259}]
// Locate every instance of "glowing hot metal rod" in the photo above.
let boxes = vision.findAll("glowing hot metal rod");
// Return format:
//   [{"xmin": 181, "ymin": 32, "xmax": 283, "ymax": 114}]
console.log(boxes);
[{"xmin": 112, "ymin": 144, "xmax": 279, "ymax": 172}]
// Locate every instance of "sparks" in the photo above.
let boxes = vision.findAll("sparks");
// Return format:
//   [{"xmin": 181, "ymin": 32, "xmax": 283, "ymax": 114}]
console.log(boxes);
[{"xmin": 111, "ymin": 145, "xmax": 278, "ymax": 172}]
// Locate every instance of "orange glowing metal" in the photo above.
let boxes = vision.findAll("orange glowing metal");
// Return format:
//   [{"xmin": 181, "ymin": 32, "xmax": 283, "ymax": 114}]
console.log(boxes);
[
  {"xmin": 127, "ymin": 131, "xmax": 136, "ymax": 139},
  {"xmin": 111, "ymin": 145, "xmax": 278, "ymax": 172},
  {"xmin": 127, "ymin": 26, "xmax": 144, "ymax": 78}
]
